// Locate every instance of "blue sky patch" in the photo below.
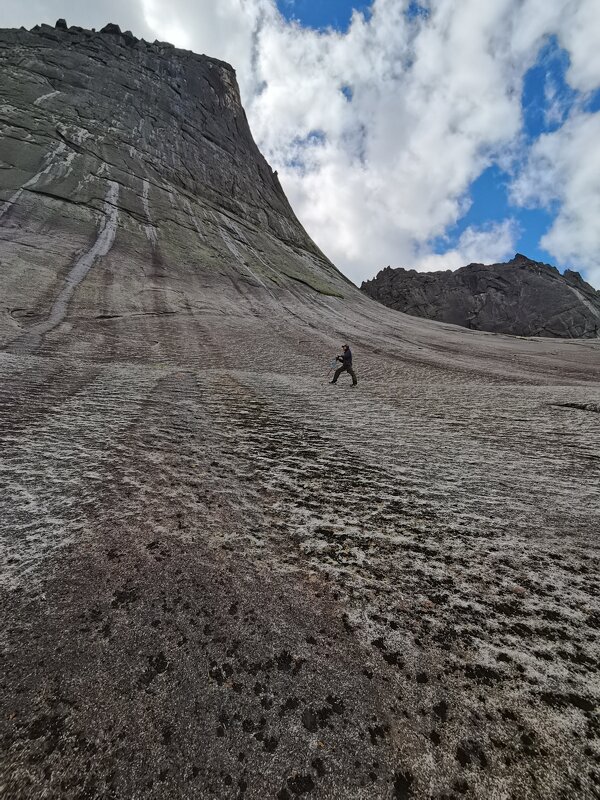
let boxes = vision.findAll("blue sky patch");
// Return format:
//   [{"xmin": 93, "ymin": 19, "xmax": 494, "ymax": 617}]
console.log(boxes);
[
  {"xmin": 405, "ymin": 2, "xmax": 430, "ymax": 20},
  {"xmin": 585, "ymin": 89, "xmax": 600, "ymax": 114},
  {"xmin": 285, "ymin": 129, "xmax": 327, "ymax": 171},
  {"xmin": 276, "ymin": 0, "xmax": 371, "ymax": 31},
  {"xmin": 341, "ymin": 84, "xmax": 353, "ymax": 102},
  {"xmin": 429, "ymin": 165, "xmax": 556, "ymax": 267},
  {"xmin": 522, "ymin": 36, "xmax": 577, "ymax": 137},
  {"xmin": 432, "ymin": 34, "xmax": 595, "ymax": 272}
]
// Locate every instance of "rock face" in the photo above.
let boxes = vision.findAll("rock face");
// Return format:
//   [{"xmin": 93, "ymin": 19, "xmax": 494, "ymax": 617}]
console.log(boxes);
[
  {"xmin": 361, "ymin": 254, "xmax": 600, "ymax": 338},
  {"xmin": 1, "ymin": 22, "xmax": 600, "ymax": 800},
  {"xmin": 0, "ymin": 20, "xmax": 348, "ymax": 356}
]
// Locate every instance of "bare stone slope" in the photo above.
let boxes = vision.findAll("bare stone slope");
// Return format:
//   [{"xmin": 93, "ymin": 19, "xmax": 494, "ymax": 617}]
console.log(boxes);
[
  {"xmin": 1, "ymin": 21, "xmax": 600, "ymax": 800},
  {"xmin": 361, "ymin": 254, "xmax": 600, "ymax": 338}
]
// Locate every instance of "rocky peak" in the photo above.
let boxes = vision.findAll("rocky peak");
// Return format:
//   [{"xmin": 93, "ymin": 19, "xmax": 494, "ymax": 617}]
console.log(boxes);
[
  {"xmin": 564, "ymin": 268, "xmax": 588, "ymax": 287},
  {"xmin": 361, "ymin": 255, "xmax": 600, "ymax": 338},
  {"xmin": 508, "ymin": 252, "xmax": 534, "ymax": 266}
]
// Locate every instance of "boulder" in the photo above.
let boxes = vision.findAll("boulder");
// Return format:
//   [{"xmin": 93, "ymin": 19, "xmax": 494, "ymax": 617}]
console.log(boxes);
[{"xmin": 100, "ymin": 23, "xmax": 122, "ymax": 35}]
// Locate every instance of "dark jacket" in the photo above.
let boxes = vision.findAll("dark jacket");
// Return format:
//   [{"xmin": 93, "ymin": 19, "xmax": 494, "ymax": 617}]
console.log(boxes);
[{"xmin": 341, "ymin": 348, "xmax": 352, "ymax": 367}]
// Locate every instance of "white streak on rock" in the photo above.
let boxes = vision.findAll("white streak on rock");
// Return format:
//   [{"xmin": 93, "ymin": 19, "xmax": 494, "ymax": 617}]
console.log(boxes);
[
  {"xmin": 142, "ymin": 178, "xmax": 158, "ymax": 245},
  {"xmin": 62, "ymin": 151, "xmax": 77, "ymax": 177},
  {"xmin": 32, "ymin": 181, "xmax": 120, "ymax": 337},
  {"xmin": 567, "ymin": 284, "xmax": 600, "ymax": 321},
  {"xmin": 247, "ymin": 244, "xmax": 283, "ymax": 285},
  {"xmin": 56, "ymin": 122, "xmax": 92, "ymax": 146},
  {"xmin": 33, "ymin": 90, "xmax": 61, "ymax": 106},
  {"xmin": 184, "ymin": 198, "xmax": 205, "ymax": 240},
  {"xmin": 211, "ymin": 211, "xmax": 275, "ymax": 296},
  {"xmin": 0, "ymin": 188, "xmax": 24, "ymax": 220},
  {"xmin": 72, "ymin": 127, "xmax": 92, "ymax": 145},
  {"xmin": 0, "ymin": 142, "xmax": 69, "ymax": 221}
]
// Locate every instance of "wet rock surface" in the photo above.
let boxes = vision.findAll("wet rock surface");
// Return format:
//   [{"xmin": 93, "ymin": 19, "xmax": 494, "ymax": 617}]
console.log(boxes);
[
  {"xmin": 1, "ymin": 22, "xmax": 600, "ymax": 800},
  {"xmin": 361, "ymin": 255, "xmax": 600, "ymax": 339}
]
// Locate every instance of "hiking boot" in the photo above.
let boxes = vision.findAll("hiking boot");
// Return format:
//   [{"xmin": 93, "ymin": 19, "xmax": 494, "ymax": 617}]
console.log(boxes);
[{"xmin": 329, "ymin": 381, "xmax": 337, "ymax": 384}]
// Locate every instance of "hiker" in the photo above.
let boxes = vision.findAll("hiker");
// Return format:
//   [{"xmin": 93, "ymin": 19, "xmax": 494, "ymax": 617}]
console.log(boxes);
[{"xmin": 330, "ymin": 344, "xmax": 357, "ymax": 386}]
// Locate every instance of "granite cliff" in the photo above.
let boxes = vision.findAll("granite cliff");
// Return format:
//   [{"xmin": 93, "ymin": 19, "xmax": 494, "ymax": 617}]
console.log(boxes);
[
  {"xmin": 1, "ymin": 21, "xmax": 600, "ymax": 800},
  {"xmin": 361, "ymin": 254, "xmax": 600, "ymax": 338},
  {"xmin": 0, "ymin": 20, "xmax": 350, "ymax": 360}
]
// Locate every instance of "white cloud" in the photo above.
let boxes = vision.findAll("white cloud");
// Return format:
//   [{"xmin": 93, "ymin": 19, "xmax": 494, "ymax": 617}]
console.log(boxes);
[
  {"xmin": 557, "ymin": 0, "xmax": 600, "ymax": 94},
  {"xmin": 543, "ymin": 75, "xmax": 568, "ymax": 128},
  {"xmin": 414, "ymin": 220, "xmax": 518, "ymax": 272},
  {"xmin": 241, "ymin": 0, "xmax": 535, "ymax": 282},
  {"xmin": 511, "ymin": 111, "xmax": 600, "ymax": 286},
  {"xmin": 226, "ymin": 0, "xmax": 599, "ymax": 283},
  {"xmin": 1, "ymin": 0, "xmax": 600, "ymax": 286},
  {"xmin": 142, "ymin": 0, "xmax": 279, "ymax": 97},
  {"xmin": 140, "ymin": 0, "xmax": 192, "ymax": 49}
]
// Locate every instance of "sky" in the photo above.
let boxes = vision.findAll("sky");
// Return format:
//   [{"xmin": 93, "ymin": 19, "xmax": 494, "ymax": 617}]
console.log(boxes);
[{"xmin": 1, "ymin": 1, "xmax": 599, "ymax": 287}]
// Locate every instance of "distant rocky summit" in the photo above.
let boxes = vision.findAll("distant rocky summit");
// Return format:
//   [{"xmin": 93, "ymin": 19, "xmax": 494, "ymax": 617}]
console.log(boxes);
[{"xmin": 361, "ymin": 254, "xmax": 600, "ymax": 338}]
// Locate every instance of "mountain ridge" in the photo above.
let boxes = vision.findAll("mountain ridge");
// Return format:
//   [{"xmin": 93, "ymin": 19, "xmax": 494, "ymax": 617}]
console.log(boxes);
[{"xmin": 361, "ymin": 253, "xmax": 600, "ymax": 338}]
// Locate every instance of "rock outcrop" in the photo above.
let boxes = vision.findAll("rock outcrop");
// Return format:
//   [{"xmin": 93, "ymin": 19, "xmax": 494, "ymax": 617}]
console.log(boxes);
[
  {"xmin": 1, "ymin": 22, "xmax": 600, "ymax": 800},
  {"xmin": 0, "ymin": 19, "xmax": 350, "ymax": 357},
  {"xmin": 361, "ymin": 254, "xmax": 600, "ymax": 338}
]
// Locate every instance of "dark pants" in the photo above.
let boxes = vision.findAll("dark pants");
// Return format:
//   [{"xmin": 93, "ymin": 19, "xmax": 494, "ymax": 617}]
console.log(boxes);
[{"xmin": 333, "ymin": 365, "xmax": 357, "ymax": 385}]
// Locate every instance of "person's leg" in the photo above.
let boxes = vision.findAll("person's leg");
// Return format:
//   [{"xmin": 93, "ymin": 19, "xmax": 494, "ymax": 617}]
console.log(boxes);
[
  {"xmin": 348, "ymin": 367, "xmax": 357, "ymax": 385},
  {"xmin": 331, "ymin": 366, "xmax": 344, "ymax": 383}
]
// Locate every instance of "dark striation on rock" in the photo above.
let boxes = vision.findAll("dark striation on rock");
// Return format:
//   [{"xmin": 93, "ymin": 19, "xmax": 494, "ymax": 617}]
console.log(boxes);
[
  {"xmin": 1, "ymin": 22, "xmax": 600, "ymax": 800},
  {"xmin": 361, "ymin": 253, "xmax": 600, "ymax": 338}
]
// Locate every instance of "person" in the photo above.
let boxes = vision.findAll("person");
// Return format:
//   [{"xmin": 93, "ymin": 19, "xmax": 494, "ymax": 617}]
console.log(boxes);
[{"xmin": 330, "ymin": 344, "xmax": 357, "ymax": 386}]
